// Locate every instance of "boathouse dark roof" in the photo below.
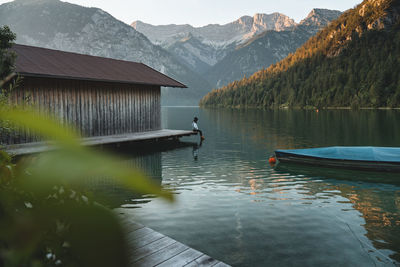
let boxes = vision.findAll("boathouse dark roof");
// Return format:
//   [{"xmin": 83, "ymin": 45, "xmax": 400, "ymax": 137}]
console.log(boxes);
[{"xmin": 11, "ymin": 44, "xmax": 187, "ymax": 88}]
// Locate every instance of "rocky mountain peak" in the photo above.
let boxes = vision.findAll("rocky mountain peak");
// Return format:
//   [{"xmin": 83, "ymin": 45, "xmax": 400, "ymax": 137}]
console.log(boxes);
[
  {"xmin": 233, "ymin": 13, "xmax": 296, "ymax": 32},
  {"xmin": 254, "ymin": 13, "xmax": 296, "ymax": 31},
  {"xmin": 300, "ymin": 8, "xmax": 342, "ymax": 27},
  {"xmin": 131, "ymin": 12, "xmax": 297, "ymax": 49},
  {"xmin": 357, "ymin": 0, "xmax": 400, "ymax": 30},
  {"xmin": 253, "ymin": 13, "xmax": 269, "ymax": 25},
  {"xmin": 131, "ymin": 20, "xmax": 140, "ymax": 29},
  {"xmin": 235, "ymin": 15, "xmax": 253, "ymax": 27},
  {"xmin": 367, "ymin": 0, "xmax": 391, "ymax": 7}
]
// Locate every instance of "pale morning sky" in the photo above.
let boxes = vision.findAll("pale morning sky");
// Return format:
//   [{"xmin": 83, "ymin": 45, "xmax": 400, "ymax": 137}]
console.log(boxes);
[{"xmin": 0, "ymin": 0, "xmax": 361, "ymax": 26}]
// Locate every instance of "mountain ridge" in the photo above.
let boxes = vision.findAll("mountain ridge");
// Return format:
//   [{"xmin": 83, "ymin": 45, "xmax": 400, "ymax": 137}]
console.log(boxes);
[
  {"xmin": 132, "ymin": 12, "xmax": 296, "ymax": 47},
  {"xmin": 133, "ymin": 9, "xmax": 341, "ymax": 85},
  {"xmin": 131, "ymin": 12, "xmax": 297, "ymax": 74},
  {"xmin": 0, "ymin": 0, "xmax": 351, "ymax": 105},
  {"xmin": 203, "ymin": 8, "xmax": 342, "ymax": 88},
  {"xmin": 200, "ymin": 0, "xmax": 400, "ymax": 108},
  {"xmin": 0, "ymin": 0, "xmax": 211, "ymax": 105}
]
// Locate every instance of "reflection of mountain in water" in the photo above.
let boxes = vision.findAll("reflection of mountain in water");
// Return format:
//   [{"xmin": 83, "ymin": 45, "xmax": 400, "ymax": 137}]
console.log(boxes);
[
  {"xmin": 272, "ymin": 165, "xmax": 400, "ymax": 264},
  {"xmin": 120, "ymin": 107, "xmax": 400, "ymax": 266},
  {"xmin": 340, "ymin": 184, "xmax": 400, "ymax": 264},
  {"xmin": 275, "ymin": 163, "xmax": 400, "ymax": 185},
  {"xmin": 202, "ymin": 108, "xmax": 400, "ymax": 150}
]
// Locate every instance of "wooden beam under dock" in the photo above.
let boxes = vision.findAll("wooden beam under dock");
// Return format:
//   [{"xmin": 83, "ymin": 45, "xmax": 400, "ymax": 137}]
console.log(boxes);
[{"xmin": 5, "ymin": 129, "xmax": 197, "ymax": 156}]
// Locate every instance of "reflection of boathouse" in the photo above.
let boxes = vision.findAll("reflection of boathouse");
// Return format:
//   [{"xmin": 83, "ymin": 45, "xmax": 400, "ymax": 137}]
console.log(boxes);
[
  {"xmin": 90, "ymin": 152, "xmax": 162, "ymax": 209},
  {"xmin": 4, "ymin": 44, "xmax": 189, "ymax": 146}
]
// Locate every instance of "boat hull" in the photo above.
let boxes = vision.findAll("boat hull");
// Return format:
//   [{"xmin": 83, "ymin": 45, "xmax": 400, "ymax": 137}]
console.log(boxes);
[{"xmin": 275, "ymin": 149, "xmax": 400, "ymax": 172}]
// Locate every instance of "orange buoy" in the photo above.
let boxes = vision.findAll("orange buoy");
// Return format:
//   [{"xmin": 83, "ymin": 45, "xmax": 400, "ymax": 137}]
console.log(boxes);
[{"xmin": 268, "ymin": 156, "xmax": 277, "ymax": 164}]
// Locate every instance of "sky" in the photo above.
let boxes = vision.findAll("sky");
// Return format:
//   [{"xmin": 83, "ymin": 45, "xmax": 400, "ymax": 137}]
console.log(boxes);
[{"xmin": 0, "ymin": 0, "xmax": 361, "ymax": 26}]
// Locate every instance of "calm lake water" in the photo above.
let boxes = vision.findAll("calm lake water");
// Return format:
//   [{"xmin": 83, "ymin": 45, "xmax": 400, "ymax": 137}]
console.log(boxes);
[{"xmin": 117, "ymin": 107, "xmax": 400, "ymax": 266}]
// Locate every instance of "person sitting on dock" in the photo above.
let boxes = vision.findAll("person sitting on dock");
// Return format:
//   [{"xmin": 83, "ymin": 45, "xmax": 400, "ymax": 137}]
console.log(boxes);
[{"xmin": 192, "ymin": 117, "xmax": 205, "ymax": 140}]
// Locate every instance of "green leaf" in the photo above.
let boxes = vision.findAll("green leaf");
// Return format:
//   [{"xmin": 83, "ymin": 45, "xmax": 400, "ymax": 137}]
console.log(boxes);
[
  {"xmin": 0, "ymin": 106, "xmax": 80, "ymax": 148},
  {"xmin": 0, "ymin": 106, "xmax": 173, "ymax": 201}
]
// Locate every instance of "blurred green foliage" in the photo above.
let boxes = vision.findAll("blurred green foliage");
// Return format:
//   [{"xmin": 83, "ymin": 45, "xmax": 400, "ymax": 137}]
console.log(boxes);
[
  {"xmin": 0, "ymin": 26, "xmax": 173, "ymax": 266},
  {"xmin": 0, "ymin": 107, "xmax": 174, "ymax": 267}
]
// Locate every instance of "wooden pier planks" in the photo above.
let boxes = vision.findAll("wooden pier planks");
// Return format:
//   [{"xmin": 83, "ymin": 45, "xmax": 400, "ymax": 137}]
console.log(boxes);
[
  {"xmin": 4, "ymin": 129, "xmax": 197, "ymax": 156},
  {"xmin": 120, "ymin": 218, "xmax": 230, "ymax": 267}
]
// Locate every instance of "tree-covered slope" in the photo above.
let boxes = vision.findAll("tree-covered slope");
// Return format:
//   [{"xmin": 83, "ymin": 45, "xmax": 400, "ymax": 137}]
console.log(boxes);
[{"xmin": 200, "ymin": 0, "xmax": 400, "ymax": 108}]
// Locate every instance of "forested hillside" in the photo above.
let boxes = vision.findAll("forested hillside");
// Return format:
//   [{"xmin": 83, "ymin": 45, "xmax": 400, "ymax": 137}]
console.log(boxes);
[{"xmin": 200, "ymin": 0, "xmax": 400, "ymax": 108}]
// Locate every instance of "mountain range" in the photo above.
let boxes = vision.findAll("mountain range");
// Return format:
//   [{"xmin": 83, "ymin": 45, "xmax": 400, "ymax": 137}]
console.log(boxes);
[
  {"xmin": 133, "ymin": 9, "xmax": 341, "ymax": 88},
  {"xmin": 204, "ymin": 9, "xmax": 342, "ymax": 88},
  {"xmin": 200, "ymin": 0, "xmax": 400, "ymax": 109},
  {"xmin": 0, "ymin": 0, "xmax": 342, "ymax": 105},
  {"xmin": 0, "ymin": 0, "xmax": 210, "ymax": 105},
  {"xmin": 133, "ymin": 13, "xmax": 296, "ymax": 47}
]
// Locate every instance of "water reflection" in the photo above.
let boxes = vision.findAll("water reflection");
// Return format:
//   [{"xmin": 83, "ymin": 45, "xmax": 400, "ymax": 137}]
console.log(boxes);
[
  {"xmin": 90, "ymin": 141, "xmax": 200, "ymax": 209},
  {"xmin": 212, "ymin": 163, "xmax": 400, "ymax": 265},
  {"xmin": 117, "ymin": 107, "xmax": 400, "ymax": 266},
  {"xmin": 202, "ymin": 108, "xmax": 400, "ymax": 149},
  {"xmin": 88, "ymin": 151, "xmax": 162, "ymax": 209},
  {"xmin": 192, "ymin": 141, "xmax": 203, "ymax": 161},
  {"xmin": 275, "ymin": 163, "xmax": 400, "ymax": 186},
  {"xmin": 269, "ymin": 165, "xmax": 400, "ymax": 264}
]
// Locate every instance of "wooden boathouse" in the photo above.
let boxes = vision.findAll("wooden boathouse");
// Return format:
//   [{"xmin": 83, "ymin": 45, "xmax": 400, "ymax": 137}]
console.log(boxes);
[{"xmin": 3, "ymin": 44, "xmax": 194, "ymax": 149}]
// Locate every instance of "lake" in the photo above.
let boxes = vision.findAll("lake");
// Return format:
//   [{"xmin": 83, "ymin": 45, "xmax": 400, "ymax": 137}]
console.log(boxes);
[{"xmin": 117, "ymin": 107, "xmax": 400, "ymax": 266}]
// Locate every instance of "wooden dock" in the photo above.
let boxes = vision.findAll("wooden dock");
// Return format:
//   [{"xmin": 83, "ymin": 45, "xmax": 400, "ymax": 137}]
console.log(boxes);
[
  {"xmin": 121, "ymin": 217, "xmax": 230, "ymax": 267},
  {"xmin": 5, "ymin": 129, "xmax": 197, "ymax": 156}
]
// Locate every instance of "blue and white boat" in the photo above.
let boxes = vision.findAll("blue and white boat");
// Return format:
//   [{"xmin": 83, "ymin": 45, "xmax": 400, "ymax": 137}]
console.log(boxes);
[{"xmin": 274, "ymin": 146, "xmax": 400, "ymax": 172}]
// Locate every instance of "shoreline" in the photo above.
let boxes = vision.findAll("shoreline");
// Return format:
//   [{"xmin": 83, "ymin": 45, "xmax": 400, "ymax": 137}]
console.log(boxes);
[{"xmin": 198, "ymin": 105, "xmax": 400, "ymax": 110}]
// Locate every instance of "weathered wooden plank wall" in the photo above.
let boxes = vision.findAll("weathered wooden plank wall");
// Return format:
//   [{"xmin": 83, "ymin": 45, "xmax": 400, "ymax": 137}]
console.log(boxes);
[{"xmin": 2, "ymin": 77, "xmax": 161, "ymax": 144}]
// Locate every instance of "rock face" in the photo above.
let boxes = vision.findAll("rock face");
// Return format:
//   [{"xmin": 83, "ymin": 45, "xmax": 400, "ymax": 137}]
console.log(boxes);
[
  {"xmin": 132, "ymin": 13, "xmax": 296, "ymax": 74},
  {"xmin": 204, "ymin": 9, "xmax": 342, "ymax": 88},
  {"xmin": 360, "ymin": 0, "xmax": 400, "ymax": 30},
  {"xmin": 132, "ymin": 13, "xmax": 296, "ymax": 47},
  {"xmin": 133, "ymin": 9, "xmax": 341, "ymax": 88},
  {"xmin": 300, "ymin": 9, "xmax": 343, "ymax": 31},
  {"xmin": 325, "ymin": 0, "xmax": 400, "ymax": 57},
  {"xmin": 163, "ymin": 33, "xmax": 230, "ymax": 74},
  {"xmin": 0, "ymin": 0, "xmax": 211, "ymax": 105},
  {"xmin": 204, "ymin": 30, "xmax": 310, "ymax": 88}
]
